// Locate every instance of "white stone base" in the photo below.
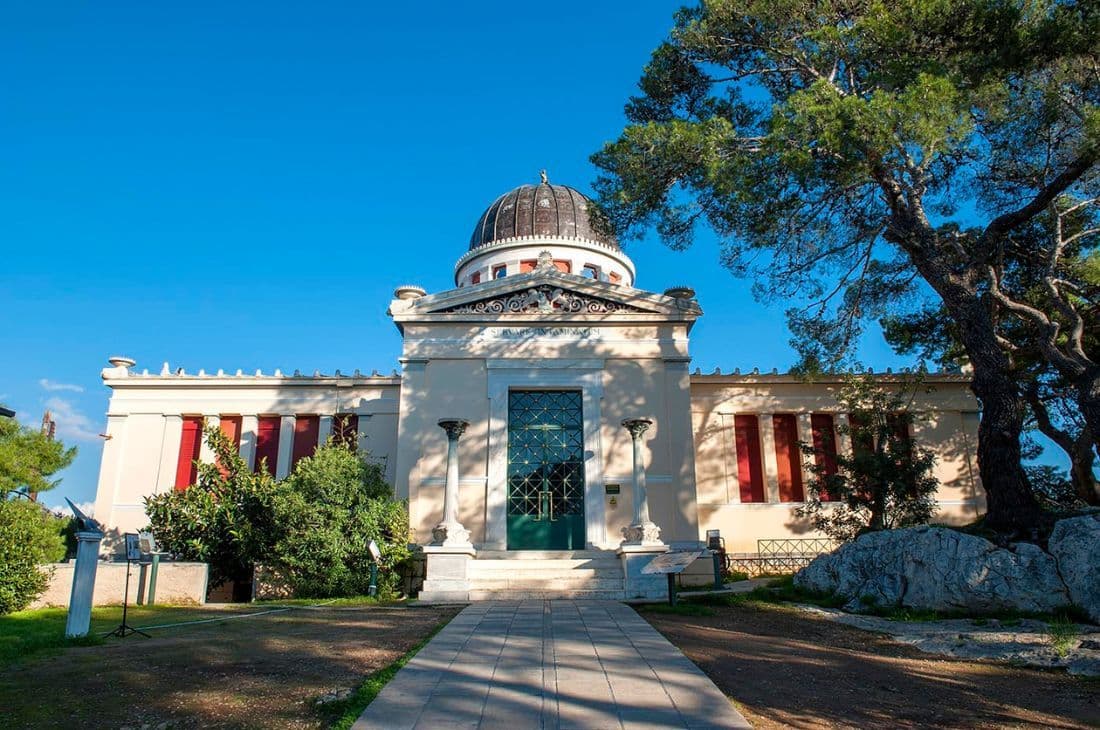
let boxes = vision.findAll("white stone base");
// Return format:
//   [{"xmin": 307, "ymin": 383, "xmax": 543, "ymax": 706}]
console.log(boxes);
[
  {"xmin": 617, "ymin": 544, "xmax": 670, "ymax": 599},
  {"xmin": 418, "ymin": 545, "xmax": 477, "ymax": 603}
]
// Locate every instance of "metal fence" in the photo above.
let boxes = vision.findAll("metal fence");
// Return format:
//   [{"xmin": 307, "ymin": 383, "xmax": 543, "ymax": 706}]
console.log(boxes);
[{"xmin": 727, "ymin": 538, "xmax": 838, "ymax": 577}]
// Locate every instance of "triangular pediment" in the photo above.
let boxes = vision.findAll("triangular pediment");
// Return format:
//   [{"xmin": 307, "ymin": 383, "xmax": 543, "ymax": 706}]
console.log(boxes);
[{"xmin": 402, "ymin": 269, "xmax": 698, "ymax": 318}]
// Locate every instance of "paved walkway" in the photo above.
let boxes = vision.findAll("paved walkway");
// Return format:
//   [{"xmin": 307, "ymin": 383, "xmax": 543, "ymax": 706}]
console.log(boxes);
[{"xmin": 353, "ymin": 600, "xmax": 751, "ymax": 729}]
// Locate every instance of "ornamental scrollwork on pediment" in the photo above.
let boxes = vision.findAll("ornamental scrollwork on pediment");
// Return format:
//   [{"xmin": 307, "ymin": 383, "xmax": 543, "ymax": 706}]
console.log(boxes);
[{"xmin": 441, "ymin": 285, "xmax": 647, "ymax": 314}]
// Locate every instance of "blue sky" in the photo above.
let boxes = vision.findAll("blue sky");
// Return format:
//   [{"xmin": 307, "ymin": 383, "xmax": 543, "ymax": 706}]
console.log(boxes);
[{"xmin": 0, "ymin": 1, "xmax": 1034, "ymax": 510}]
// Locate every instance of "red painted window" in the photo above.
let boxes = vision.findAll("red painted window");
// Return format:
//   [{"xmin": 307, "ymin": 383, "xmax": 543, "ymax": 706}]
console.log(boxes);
[
  {"xmin": 254, "ymin": 416, "xmax": 281, "ymax": 476},
  {"xmin": 553, "ymin": 259, "xmax": 571, "ymax": 273},
  {"xmin": 520, "ymin": 259, "xmax": 537, "ymax": 273},
  {"xmin": 734, "ymin": 415, "xmax": 766, "ymax": 503},
  {"xmin": 332, "ymin": 414, "xmax": 359, "ymax": 448},
  {"xmin": 772, "ymin": 414, "xmax": 805, "ymax": 502},
  {"xmin": 471, "ymin": 271, "xmax": 481, "ymax": 284},
  {"xmin": 174, "ymin": 416, "xmax": 204, "ymax": 490},
  {"xmin": 291, "ymin": 415, "xmax": 320, "ymax": 469},
  {"xmin": 811, "ymin": 414, "xmax": 839, "ymax": 501},
  {"xmin": 609, "ymin": 272, "xmax": 622, "ymax": 284},
  {"xmin": 217, "ymin": 415, "xmax": 243, "ymax": 474}
]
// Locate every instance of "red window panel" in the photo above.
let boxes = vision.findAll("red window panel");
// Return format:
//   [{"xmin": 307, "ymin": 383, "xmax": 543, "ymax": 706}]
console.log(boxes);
[
  {"xmin": 520, "ymin": 259, "xmax": 537, "ymax": 273},
  {"xmin": 471, "ymin": 271, "xmax": 481, "ymax": 284},
  {"xmin": 216, "ymin": 415, "xmax": 242, "ymax": 474},
  {"xmin": 291, "ymin": 415, "xmax": 320, "ymax": 469},
  {"xmin": 332, "ymin": 414, "xmax": 359, "ymax": 448},
  {"xmin": 811, "ymin": 413, "xmax": 839, "ymax": 501},
  {"xmin": 254, "ymin": 416, "xmax": 281, "ymax": 476},
  {"xmin": 772, "ymin": 414, "xmax": 805, "ymax": 502},
  {"xmin": 734, "ymin": 415, "xmax": 766, "ymax": 503},
  {"xmin": 174, "ymin": 416, "xmax": 204, "ymax": 490},
  {"xmin": 609, "ymin": 272, "xmax": 622, "ymax": 284},
  {"xmin": 849, "ymin": 413, "xmax": 874, "ymax": 457},
  {"xmin": 553, "ymin": 259, "xmax": 571, "ymax": 273}
]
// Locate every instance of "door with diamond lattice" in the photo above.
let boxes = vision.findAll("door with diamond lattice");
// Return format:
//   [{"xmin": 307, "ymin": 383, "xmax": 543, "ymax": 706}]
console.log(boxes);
[{"xmin": 506, "ymin": 390, "xmax": 586, "ymax": 550}]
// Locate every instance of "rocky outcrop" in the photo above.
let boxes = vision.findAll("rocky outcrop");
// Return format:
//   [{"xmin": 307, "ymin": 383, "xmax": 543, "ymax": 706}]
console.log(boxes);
[
  {"xmin": 1048, "ymin": 513, "xmax": 1100, "ymax": 623},
  {"xmin": 795, "ymin": 526, "xmax": 1072, "ymax": 615}
]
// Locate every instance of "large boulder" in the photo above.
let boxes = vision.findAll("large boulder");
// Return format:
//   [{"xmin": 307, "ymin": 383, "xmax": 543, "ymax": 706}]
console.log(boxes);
[
  {"xmin": 1048, "ymin": 513, "xmax": 1100, "ymax": 622},
  {"xmin": 795, "ymin": 526, "xmax": 1071, "ymax": 615}
]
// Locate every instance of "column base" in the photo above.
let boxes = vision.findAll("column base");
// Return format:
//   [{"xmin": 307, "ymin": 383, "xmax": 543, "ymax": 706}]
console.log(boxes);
[
  {"xmin": 418, "ymin": 544, "xmax": 476, "ymax": 603},
  {"xmin": 431, "ymin": 522, "xmax": 472, "ymax": 548},
  {"xmin": 617, "ymin": 543, "xmax": 669, "ymax": 600},
  {"xmin": 620, "ymin": 521, "xmax": 663, "ymax": 547}
]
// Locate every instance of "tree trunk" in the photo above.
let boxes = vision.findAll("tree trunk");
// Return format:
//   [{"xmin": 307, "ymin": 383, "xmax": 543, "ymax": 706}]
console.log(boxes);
[
  {"xmin": 1069, "ymin": 436, "xmax": 1100, "ymax": 506},
  {"xmin": 1074, "ymin": 368, "xmax": 1100, "ymax": 464}
]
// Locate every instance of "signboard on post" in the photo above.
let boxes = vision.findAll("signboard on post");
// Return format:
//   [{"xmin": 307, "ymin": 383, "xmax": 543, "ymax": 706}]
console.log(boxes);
[
  {"xmin": 641, "ymin": 550, "xmax": 706, "ymax": 575},
  {"xmin": 124, "ymin": 533, "xmax": 142, "ymax": 562}
]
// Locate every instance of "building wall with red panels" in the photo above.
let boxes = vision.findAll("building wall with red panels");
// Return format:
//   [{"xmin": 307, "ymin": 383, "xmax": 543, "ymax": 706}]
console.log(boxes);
[
  {"xmin": 332, "ymin": 414, "xmax": 359, "ymax": 448},
  {"xmin": 174, "ymin": 416, "xmax": 204, "ymax": 490},
  {"xmin": 733, "ymin": 415, "xmax": 766, "ymax": 503},
  {"xmin": 291, "ymin": 415, "xmax": 320, "ymax": 468},
  {"xmin": 810, "ymin": 413, "xmax": 839, "ymax": 501},
  {"xmin": 772, "ymin": 414, "xmax": 805, "ymax": 502},
  {"xmin": 254, "ymin": 416, "xmax": 281, "ymax": 476}
]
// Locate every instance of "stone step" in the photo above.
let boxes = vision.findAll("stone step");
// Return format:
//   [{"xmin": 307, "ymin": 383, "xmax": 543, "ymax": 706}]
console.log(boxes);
[
  {"xmin": 467, "ymin": 568, "xmax": 621, "ymax": 581},
  {"xmin": 474, "ymin": 550, "xmax": 616, "ymax": 560},
  {"xmin": 468, "ymin": 578, "xmax": 625, "ymax": 591},
  {"xmin": 469, "ymin": 562, "xmax": 621, "ymax": 575},
  {"xmin": 467, "ymin": 589, "xmax": 626, "ymax": 601}
]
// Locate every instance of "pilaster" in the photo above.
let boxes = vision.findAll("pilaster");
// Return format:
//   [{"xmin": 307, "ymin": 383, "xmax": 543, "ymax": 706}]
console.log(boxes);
[{"xmin": 759, "ymin": 412, "xmax": 780, "ymax": 503}]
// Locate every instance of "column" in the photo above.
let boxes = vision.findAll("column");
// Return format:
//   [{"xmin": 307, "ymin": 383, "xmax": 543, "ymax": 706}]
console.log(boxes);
[
  {"xmin": 431, "ymin": 418, "xmax": 472, "ymax": 547},
  {"xmin": 198, "ymin": 415, "xmax": 219, "ymax": 464},
  {"xmin": 66, "ymin": 529, "xmax": 104, "ymax": 637},
  {"xmin": 836, "ymin": 413, "xmax": 853, "ymax": 458},
  {"xmin": 239, "ymin": 415, "xmax": 259, "ymax": 472},
  {"xmin": 275, "ymin": 415, "xmax": 296, "ymax": 479},
  {"xmin": 620, "ymin": 418, "xmax": 663, "ymax": 545},
  {"xmin": 318, "ymin": 415, "xmax": 333, "ymax": 447},
  {"xmin": 796, "ymin": 413, "xmax": 815, "ymax": 495},
  {"xmin": 759, "ymin": 412, "xmax": 780, "ymax": 503}
]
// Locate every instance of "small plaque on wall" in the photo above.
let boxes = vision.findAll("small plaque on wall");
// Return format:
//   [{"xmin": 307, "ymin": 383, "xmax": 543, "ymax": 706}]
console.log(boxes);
[{"xmin": 604, "ymin": 484, "xmax": 620, "ymax": 495}]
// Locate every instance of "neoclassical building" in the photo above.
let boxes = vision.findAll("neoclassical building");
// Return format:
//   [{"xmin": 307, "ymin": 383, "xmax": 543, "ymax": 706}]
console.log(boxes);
[{"xmin": 92, "ymin": 175, "xmax": 985, "ymax": 599}]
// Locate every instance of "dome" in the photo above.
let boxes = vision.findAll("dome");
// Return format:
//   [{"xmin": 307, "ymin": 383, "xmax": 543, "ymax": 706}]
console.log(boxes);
[{"xmin": 469, "ymin": 173, "xmax": 618, "ymax": 251}]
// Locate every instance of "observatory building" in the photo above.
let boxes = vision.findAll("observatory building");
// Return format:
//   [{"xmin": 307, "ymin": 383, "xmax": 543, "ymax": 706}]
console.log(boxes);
[{"xmin": 92, "ymin": 174, "xmax": 984, "ymax": 599}]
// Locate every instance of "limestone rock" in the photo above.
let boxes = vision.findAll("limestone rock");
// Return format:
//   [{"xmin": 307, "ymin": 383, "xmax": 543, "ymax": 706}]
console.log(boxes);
[
  {"xmin": 795, "ymin": 526, "xmax": 1071, "ymax": 615},
  {"xmin": 1048, "ymin": 513, "xmax": 1100, "ymax": 623}
]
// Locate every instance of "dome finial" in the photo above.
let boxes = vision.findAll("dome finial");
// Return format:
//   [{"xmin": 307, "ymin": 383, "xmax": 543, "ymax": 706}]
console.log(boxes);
[{"xmin": 539, "ymin": 169, "xmax": 548, "ymax": 184}]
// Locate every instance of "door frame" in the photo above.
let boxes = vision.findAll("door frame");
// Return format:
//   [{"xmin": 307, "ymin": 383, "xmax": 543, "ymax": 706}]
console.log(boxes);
[{"xmin": 485, "ymin": 359, "xmax": 607, "ymax": 550}]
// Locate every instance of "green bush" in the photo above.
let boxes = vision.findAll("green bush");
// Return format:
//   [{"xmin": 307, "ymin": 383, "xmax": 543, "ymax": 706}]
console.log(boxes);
[
  {"xmin": 0, "ymin": 500, "xmax": 66, "ymax": 614},
  {"xmin": 146, "ymin": 425, "xmax": 410, "ymax": 599},
  {"xmin": 271, "ymin": 446, "xmax": 410, "ymax": 598}
]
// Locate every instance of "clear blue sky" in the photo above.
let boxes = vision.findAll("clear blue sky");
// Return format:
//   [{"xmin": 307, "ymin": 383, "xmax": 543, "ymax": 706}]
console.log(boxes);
[{"xmin": 0, "ymin": 1, "xmax": 1030, "ymax": 510}]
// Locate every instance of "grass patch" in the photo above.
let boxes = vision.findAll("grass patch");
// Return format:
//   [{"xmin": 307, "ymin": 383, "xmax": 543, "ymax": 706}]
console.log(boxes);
[
  {"xmin": 1047, "ymin": 616, "xmax": 1079, "ymax": 657},
  {"xmin": 638, "ymin": 603, "xmax": 717, "ymax": 617},
  {"xmin": 319, "ymin": 616, "xmax": 451, "ymax": 729},
  {"xmin": 253, "ymin": 595, "xmax": 392, "ymax": 608},
  {"xmin": 725, "ymin": 570, "xmax": 751, "ymax": 583}
]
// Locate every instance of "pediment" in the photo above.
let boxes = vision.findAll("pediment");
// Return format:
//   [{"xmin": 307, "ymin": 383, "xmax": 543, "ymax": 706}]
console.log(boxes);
[{"xmin": 403, "ymin": 269, "xmax": 697, "ymax": 318}]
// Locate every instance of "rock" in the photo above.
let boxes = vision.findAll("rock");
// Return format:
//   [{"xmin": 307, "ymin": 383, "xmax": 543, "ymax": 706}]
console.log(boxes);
[
  {"xmin": 795, "ymin": 526, "xmax": 1072, "ymax": 615},
  {"xmin": 1048, "ymin": 513, "xmax": 1100, "ymax": 623}
]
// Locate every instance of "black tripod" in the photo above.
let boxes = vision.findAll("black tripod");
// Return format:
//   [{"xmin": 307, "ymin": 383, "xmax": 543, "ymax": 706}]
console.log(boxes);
[{"xmin": 104, "ymin": 556, "xmax": 149, "ymax": 638}]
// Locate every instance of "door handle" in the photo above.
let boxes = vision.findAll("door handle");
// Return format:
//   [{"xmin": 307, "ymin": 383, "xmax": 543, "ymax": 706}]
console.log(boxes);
[{"xmin": 548, "ymin": 493, "xmax": 557, "ymax": 522}]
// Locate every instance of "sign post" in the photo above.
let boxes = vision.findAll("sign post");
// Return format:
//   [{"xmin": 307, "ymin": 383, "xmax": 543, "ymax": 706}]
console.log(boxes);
[{"xmin": 641, "ymin": 550, "xmax": 708, "ymax": 606}]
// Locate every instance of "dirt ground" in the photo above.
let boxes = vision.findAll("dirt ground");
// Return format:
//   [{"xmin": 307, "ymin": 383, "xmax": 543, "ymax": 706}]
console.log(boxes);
[
  {"xmin": 642, "ymin": 602, "xmax": 1100, "ymax": 729},
  {"xmin": 1, "ymin": 604, "xmax": 459, "ymax": 729}
]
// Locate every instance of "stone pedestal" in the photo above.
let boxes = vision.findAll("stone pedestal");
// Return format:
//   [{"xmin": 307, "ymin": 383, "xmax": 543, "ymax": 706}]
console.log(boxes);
[
  {"xmin": 418, "ymin": 546, "xmax": 476, "ymax": 603},
  {"xmin": 617, "ymin": 543, "xmax": 670, "ymax": 600},
  {"xmin": 66, "ymin": 530, "xmax": 104, "ymax": 637},
  {"xmin": 620, "ymin": 418, "xmax": 665, "ymax": 548}
]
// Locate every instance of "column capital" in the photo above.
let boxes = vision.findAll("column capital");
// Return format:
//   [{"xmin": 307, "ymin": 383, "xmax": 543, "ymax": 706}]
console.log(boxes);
[
  {"xmin": 437, "ymin": 418, "xmax": 470, "ymax": 440},
  {"xmin": 621, "ymin": 418, "xmax": 653, "ymax": 439}
]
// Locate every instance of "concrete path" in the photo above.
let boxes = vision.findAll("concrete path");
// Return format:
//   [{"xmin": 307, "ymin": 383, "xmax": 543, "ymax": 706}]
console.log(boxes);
[{"xmin": 353, "ymin": 600, "xmax": 751, "ymax": 729}]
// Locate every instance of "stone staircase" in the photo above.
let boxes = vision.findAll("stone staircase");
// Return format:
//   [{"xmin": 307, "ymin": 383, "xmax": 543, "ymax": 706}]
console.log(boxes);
[{"xmin": 465, "ymin": 550, "xmax": 625, "ymax": 601}]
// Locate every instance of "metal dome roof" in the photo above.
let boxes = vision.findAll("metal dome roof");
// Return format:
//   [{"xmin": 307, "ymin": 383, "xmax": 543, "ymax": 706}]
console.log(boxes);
[{"xmin": 468, "ymin": 172, "xmax": 618, "ymax": 251}]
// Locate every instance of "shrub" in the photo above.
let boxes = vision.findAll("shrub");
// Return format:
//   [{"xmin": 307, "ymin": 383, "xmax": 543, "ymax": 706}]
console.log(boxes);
[
  {"xmin": 146, "ymin": 425, "xmax": 411, "ymax": 599},
  {"xmin": 0, "ymin": 499, "xmax": 66, "ymax": 614},
  {"xmin": 271, "ymin": 445, "xmax": 410, "ymax": 598}
]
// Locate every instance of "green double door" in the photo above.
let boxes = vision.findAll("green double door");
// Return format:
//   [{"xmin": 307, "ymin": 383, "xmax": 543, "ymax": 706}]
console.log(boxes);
[{"xmin": 506, "ymin": 390, "xmax": 586, "ymax": 550}]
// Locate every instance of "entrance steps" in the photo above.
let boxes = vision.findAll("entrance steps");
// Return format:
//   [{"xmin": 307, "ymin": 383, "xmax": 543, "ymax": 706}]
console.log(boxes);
[{"xmin": 419, "ymin": 549, "xmax": 628, "ymax": 602}]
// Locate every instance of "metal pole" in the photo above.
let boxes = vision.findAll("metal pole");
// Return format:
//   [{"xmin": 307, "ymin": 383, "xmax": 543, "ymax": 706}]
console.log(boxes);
[
  {"xmin": 712, "ymin": 551, "xmax": 722, "ymax": 590},
  {"xmin": 667, "ymin": 573, "xmax": 677, "ymax": 606},
  {"xmin": 147, "ymin": 553, "xmax": 160, "ymax": 605}
]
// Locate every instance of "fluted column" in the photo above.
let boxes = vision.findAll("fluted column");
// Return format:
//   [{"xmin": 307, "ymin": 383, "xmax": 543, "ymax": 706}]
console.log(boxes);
[
  {"xmin": 621, "ymin": 418, "xmax": 663, "ymax": 545},
  {"xmin": 432, "ymin": 418, "xmax": 472, "ymax": 547}
]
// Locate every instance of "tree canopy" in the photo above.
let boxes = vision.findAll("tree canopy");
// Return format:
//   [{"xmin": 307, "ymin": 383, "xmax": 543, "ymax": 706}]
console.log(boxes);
[
  {"xmin": 0, "ymin": 411, "xmax": 76, "ymax": 497},
  {"xmin": 592, "ymin": 0, "xmax": 1099, "ymax": 534}
]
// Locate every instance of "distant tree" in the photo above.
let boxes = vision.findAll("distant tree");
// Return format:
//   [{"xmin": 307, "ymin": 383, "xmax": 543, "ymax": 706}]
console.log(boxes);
[
  {"xmin": 0, "ymin": 410, "xmax": 76, "ymax": 497},
  {"xmin": 591, "ymin": 0, "xmax": 1099, "ymax": 535},
  {"xmin": 797, "ymin": 375, "xmax": 939, "ymax": 542},
  {"xmin": 0, "ymin": 499, "xmax": 67, "ymax": 613}
]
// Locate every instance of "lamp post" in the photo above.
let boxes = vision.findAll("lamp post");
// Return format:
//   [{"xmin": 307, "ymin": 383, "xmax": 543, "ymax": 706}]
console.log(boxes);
[
  {"xmin": 621, "ymin": 418, "xmax": 662, "ymax": 545},
  {"xmin": 432, "ymin": 418, "xmax": 472, "ymax": 547}
]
